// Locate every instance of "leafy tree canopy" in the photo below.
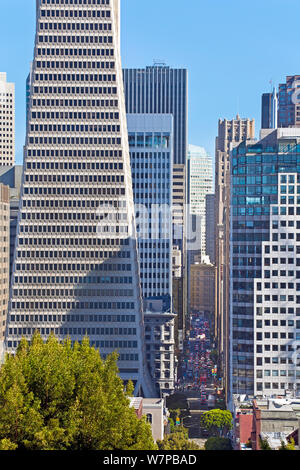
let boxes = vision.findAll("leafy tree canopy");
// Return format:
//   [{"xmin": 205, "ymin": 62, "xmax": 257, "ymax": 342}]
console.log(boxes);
[
  {"xmin": 279, "ymin": 438, "xmax": 296, "ymax": 451},
  {"xmin": 157, "ymin": 426, "xmax": 201, "ymax": 451},
  {"xmin": 204, "ymin": 437, "xmax": 232, "ymax": 451},
  {"xmin": 0, "ymin": 333, "xmax": 156, "ymax": 451},
  {"xmin": 200, "ymin": 409, "xmax": 233, "ymax": 437},
  {"xmin": 259, "ymin": 437, "xmax": 272, "ymax": 450}
]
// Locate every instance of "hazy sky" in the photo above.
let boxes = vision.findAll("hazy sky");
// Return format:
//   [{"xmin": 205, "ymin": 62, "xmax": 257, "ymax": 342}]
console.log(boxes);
[{"xmin": 1, "ymin": 0, "xmax": 300, "ymax": 164}]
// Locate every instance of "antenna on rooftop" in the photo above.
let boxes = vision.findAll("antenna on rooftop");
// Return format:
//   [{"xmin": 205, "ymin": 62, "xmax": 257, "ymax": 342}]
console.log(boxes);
[{"xmin": 153, "ymin": 59, "xmax": 167, "ymax": 67}]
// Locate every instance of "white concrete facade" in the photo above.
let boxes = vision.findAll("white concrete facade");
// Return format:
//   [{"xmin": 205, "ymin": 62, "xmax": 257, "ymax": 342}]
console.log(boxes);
[
  {"xmin": 254, "ymin": 173, "xmax": 300, "ymax": 397},
  {"xmin": 187, "ymin": 144, "xmax": 213, "ymax": 256},
  {"xmin": 5, "ymin": 0, "xmax": 155, "ymax": 397},
  {"xmin": 0, "ymin": 73, "xmax": 15, "ymax": 166}
]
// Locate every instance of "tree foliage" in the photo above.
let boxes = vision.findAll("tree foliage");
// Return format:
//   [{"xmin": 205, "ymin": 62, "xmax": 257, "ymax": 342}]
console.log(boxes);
[
  {"xmin": 259, "ymin": 437, "xmax": 272, "ymax": 450},
  {"xmin": 0, "ymin": 333, "xmax": 156, "ymax": 450},
  {"xmin": 204, "ymin": 437, "xmax": 232, "ymax": 451},
  {"xmin": 279, "ymin": 438, "xmax": 296, "ymax": 451},
  {"xmin": 200, "ymin": 409, "xmax": 233, "ymax": 437},
  {"xmin": 157, "ymin": 426, "xmax": 201, "ymax": 451}
]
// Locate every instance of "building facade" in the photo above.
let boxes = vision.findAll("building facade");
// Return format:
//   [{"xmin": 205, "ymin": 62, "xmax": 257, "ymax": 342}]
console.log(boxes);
[
  {"xmin": 0, "ymin": 184, "xmax": 10, "ymax": 361},
  {"xmin": 127, "ymin": 114, "xmax": 173, "ymax": 303},
  {"xmin": 206, "ymin": 193, "xmax": 216, "ymax": 264},
  {"xmin": 123, "ymin": 64, "xmax": 188, "ymax": 346},
  {"xmin": 215, "ymin": 115, "xmax": 255, "ymax": 400},
  {"xmin": 0, "ymin": 165, "xmax": 23, "ymax": 283},
  {"xmin": 126, "ymin": 113, "xmax": 175, "ymax": 395},
  {"xmin": 261, "ymin": 89, "xmax": 278, "ymax": 130},
  {"xmin": 0, "ymin": 73, "xmax": 15, "ymax": 166},
  {"xmin": 123, "ymin": 65, "xmax": 188, "ymax": 165},
  {"xmin": 278, "ymin": 75, "xmax": 300, "ymax": 128},
  {"xmin": 144, "ymin": 312, "xmax": 176, "ymax": 396},
  {"xmin": 187, "ymin": 144, "xmax": 213, "ymax": 258},
  {"xmin": 5, "ymin": 0, "xmax": 155, "ymax": 397},
  {"xmin": 190, "ymin": 262, "xmax": 215, "ymax": 315},
  {"xmin": 230, "ymin": 128, "xmax": 300, "ymax": 398}
]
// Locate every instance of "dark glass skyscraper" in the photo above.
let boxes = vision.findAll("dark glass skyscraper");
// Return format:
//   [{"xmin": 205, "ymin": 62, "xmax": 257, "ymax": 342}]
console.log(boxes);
[{"xmin": 123, "ymin": 65, "xmax": 188, "ymax": 165}]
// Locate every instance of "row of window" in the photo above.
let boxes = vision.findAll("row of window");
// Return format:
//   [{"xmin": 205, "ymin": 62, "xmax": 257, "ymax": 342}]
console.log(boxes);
[
  {"xmin": 41, "ymin": 9, "xmax": 111, "ymax": 18},
  {"xmin": 14, "ymin": 277, "xmax": 134, "ymax": 291},
  {"xmin": 41, "ymin": 0, "xmax": 110, "ymax": 5},
  {"xmin": 38, "ymin": 35, "xmax": 113, "ymax": 44},
  {"xmin": 23, "ymin": 187, "xmax": 126, "ymax": 196},
  {"xmin": 9, "ymin": 327, "xmax": 137, "ymax": 336},
  {"xmin": 10, "ymin": 313, "xmax": 135, "ymax": 323},
  {"xmin": 256, "ymin": 332, "xmax": 296, "ymax": 340},
  {"xmin": 11, "ymin": 295, "xmax": 135, "ymax": 309},
  {"xmin": 24, "ymin": 175, "xmax": 124, "ymax": 184},
  {"xmin": 27, "ymin": 158, "xmax": 123, "ymax": 167},
  {"xmin": 31, "ymin": 111, "xmax": 118, "ymax": 120},
  {"xmin": 30, "ymin": 123, "xmax": 119, "ymax": 132},
  {"xmin": 37, "ymin": 48, "xmax": 114, "ymax": 58},
  {"xmin": 29, "ymin": 136, "xmax": 121, "ymax": 145},
  {"xmin": 40, "ymin": 23, "xmax": 111, "ymax": 33},
  {"xmin": 8, "ymin": 338, "xmax": 137, "ymax": 349},
  {"xmin": 36, "ymin": 60, "xmax": 115, "ymax": 69},
  {"xmin": 34, "ymin": 73, "xmax": 116, "ymax": 82},
  {"xmin": 31, "ymin": 111, "xmax": 119, "ymax": 123}
]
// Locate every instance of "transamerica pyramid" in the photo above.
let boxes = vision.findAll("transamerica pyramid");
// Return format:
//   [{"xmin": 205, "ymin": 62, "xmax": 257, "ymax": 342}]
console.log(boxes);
[{"xmin": 5, "ymin": 0, "xmax": 156, "ymax": 397}]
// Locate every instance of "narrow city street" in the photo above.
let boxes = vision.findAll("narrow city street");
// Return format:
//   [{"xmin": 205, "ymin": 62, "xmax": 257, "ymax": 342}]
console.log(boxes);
[{"xmin": 172, "ymin": 312, "xmax": 221, "ymax": 440}]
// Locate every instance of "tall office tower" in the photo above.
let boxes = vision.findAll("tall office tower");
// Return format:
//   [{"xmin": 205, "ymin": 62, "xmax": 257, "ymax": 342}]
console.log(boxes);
[
  {"xmin": 5, "ymin": 0, "xmax": 155, "ymax": 397},
  {"xmin": 0, "ymin": 184, "xmax": 10, "ymax": 361},
  {"xmin": 230, "ymin": 128, "xmax": 300, "ymax": 399},
  {"xmin": 127, "ymin": 114, "xmax": 175, "ymax": 395},
  {"xmin": 26, "ymin": 64, "xmax": 33, "ymax": 127},
  {"xmin": 187, "ymin": 145, "xmax": 213, "ymax": 258},
  {"xmin": 0, "ymin": 165, "xmax": 23, "ymax": 284},
  {"xmin": 123, "ymin": 65, "xmax": 188, "ymax": 166},
  {"xmin": 172, "ymin": 164, "xmax": 186, "ymax": 246},
  {"xmin": 261, "ymin": 88, "xmax": 278, "ymax": 130},
  {"xmin": 278, "ymin": 75, "xmax": 300, "ymax": 128},
  {"xmin": 0, "ymin": 73, "xmax": 15, "ymax": 166},
  {"xmin": 172, "ymin": 163, "xmax": 187, "ymax": 342},
  {"xmin": 206, "ymin": 194, "xmax": 215, "ymax": 264},
  {"xmin": 215, "ymin": 115, "xmax": 255, "ymax": 400},
  {"xmin": 123, "ymin": 65, "xmax": 188, "ymax": 342}
]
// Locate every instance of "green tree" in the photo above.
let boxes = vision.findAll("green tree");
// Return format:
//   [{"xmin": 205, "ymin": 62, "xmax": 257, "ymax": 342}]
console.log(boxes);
[
  {"xmin": 279, "ymin": 438, "xmax": 296, "ymax": 451},
  {"xmin": 157, "ymin": 427, "xmax": 201, "ymax": 451},
  {"xmin": 204, "ymin": 437, "xmax": 232, "ymax": 451},
  {"xmin": 0, "ymin": 333, "xmax": 156, "ymax": 451},
  {"xmin": 259, "ymin": 437, "xmax": 272, "ymax": 450},
  {"xmin": 200, "ymin": 409, "xmax": 233, "ymax": 437},
  {"xmin": 210, "ymin": 350, "xmax": 218, "ymax": 364}
]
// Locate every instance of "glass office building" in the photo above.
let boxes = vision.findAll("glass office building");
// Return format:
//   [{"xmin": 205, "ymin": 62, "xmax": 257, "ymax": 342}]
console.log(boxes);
[
  {"xmin": 230, "ymin": 128, "xmax": 300, "ymax": 397},
  {"xmin": 127, "ymin": 114, "xmax": 176, "ymax": 395},
  {"xmin": 123, "ymin": 65, "xmax": 188, "ymax": 166}
]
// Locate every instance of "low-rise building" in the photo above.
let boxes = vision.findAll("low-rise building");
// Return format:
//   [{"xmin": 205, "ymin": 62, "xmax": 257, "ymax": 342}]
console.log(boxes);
[
  {"xmin": 144, "ymin": 309, "xmax": 176, "ymax": 396},
  {"xmin": 129, "ymin": 396, "xmax": 169, "ymax": 442},
  {"xmin": 190, "ymin": 261, "xmax": 215, "ymax": 315},
  {"xmin": 232, "ymin": 394, "xmax": 300, "ymax": 450}
]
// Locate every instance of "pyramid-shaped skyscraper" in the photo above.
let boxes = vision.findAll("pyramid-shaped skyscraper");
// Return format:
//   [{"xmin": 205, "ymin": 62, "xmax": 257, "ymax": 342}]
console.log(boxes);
[{"xmin": 5, "ymin": 0, "xmax": 155, "ymax": 397}]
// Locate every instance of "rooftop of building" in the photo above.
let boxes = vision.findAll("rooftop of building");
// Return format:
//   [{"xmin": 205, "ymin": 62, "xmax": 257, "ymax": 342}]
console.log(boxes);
[
  {"xmin": 142, "ymin": 398, "xmax": 164, "ymax": 407},
  {"xmin": 129, "ymin": 397, "xmax": 143, "ymax": 410},
  {"xmin": 188, "ymin": 144, "xmax": 211, "ymax": 158},
  {"xmin": 234, "ymin": 128, "xmax": 300, "ymax": 155},
  {"xmin": 238, "ymin": 413, "xmax": 253, "ymax": 445}
]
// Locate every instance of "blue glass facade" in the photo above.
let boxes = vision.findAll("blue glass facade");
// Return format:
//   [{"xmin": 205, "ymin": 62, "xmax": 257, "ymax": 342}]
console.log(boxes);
[{"xmin": 231, "ymin": 133, "xmax": 300, "ymax": 395}]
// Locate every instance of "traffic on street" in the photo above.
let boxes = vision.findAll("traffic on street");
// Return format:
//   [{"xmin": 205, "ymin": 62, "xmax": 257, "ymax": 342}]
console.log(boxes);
[{"xmin": 177, "ymin": 312, "xmax": 217, "ymax": 409}]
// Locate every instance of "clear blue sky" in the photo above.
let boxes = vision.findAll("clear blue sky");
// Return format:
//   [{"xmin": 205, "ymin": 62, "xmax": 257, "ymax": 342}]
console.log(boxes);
[{"xmin": 1, "ymin": 0, "xmax": 300, "ymax": 164}]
